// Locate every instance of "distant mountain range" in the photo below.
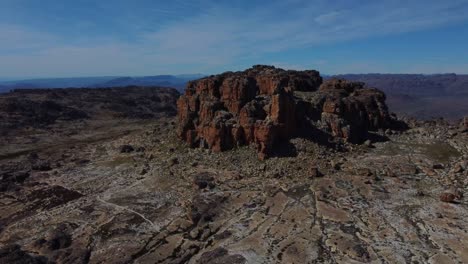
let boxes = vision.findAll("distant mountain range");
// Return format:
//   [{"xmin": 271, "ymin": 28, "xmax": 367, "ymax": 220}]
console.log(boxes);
[
  {"xmin": 1, "ymin": 73, "xmax": 466, "ymax": 120},
  {"xmin": 329, "ymin": 74, "xmax": 468, "ymax": 120},
  {"xmin": 330, "ymin": 73, "xmax": 468, "ymax": 96},
  {"xmin": 0, "ymin": 74, "xmax": 205, "ymax": 93}
]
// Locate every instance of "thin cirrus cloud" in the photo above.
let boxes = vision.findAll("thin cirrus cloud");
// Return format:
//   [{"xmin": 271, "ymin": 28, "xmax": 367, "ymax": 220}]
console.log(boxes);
[{"xmin": 0, "ymin": 0, "xmax": 468, "ymax": 77}]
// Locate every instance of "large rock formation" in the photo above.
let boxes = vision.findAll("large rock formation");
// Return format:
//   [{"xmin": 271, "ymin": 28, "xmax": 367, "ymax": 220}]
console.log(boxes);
[
  {"xmin": 313, "ymin": 79, "xmax": 391, "ymax": 143},
  {"xmin": 177, "ymin": 65, "xmax": 393, "ymax": 159}
]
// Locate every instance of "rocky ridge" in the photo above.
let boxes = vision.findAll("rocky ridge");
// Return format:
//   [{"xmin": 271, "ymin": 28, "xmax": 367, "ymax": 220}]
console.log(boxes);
[
  {"xmin": 178, "ymin": 65, "xmax": 395, "ymax": 159},
  {"xmin": 0, "ymin": 87, "xmax": 179, "ymax": 133}
]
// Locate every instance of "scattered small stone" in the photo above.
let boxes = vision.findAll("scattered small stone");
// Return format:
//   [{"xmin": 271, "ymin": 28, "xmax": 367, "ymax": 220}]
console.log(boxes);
[
  {"xmin": 189, "ymin": 194, "xmax": 226, "ymax": 224},
  {"xmin": 244, "ymin": 202, "xmax": 257, "ymax": 209},
  {"xmin": 75, "ymin": 159, "xmax": 90, "ymax": 165},
  {"xmin": 453, "ymin": 164, "xmax": 464, "ymax": 173},
  {"xmin": 120, "ymin": 145, "xmax": 134, "ymax": 153},
  {"xmin": 28, "ymin": 152, "xmax": 39, "ymax": 160},
  {"xmin": 136, "ymin": 147, "xmax": 146, "ymax": 152},
  {"xmin": 193, "ymin": 173, "xmax": 215, "ymax": 190},
  {"xmin": 214, "ymin": 230, "xmax": 232, "ymax": 240},
  {"xmin": 433, "ymin": 164, "xmax": 444, "ymax": 170},
  {"xmin": 189, "ymin": 228, "xmax": 199, "ymax": 239},
  {"xmin": 309, "ymin": 167, "xmax": 322, "ymax": 178},
  {"xmin": 32, "ymin": 161, "xmax": 52, "ymax": 171},
  {"xmin": 356, "ymin": 168, "xmax": 373, "ymax": 177},
  {"xmin": 191, "ymin": 161, "xmax": 199, "ymax": 167},
  {"xmin": 364, "ymin": 140, "xmax": 373, "ymax": 147},
  {"xmin": 422, "ymin": 167, "xmax": 437, "ymax": 176},
  {"xmin": 440, "ymin": 192, "xmax": 457, "ymax": 203},
  {"xmin": 331, "ymin": 161, "xmax": 342, "ymax": 171},
  {"xmin": 385, "ymin": 169, "xmax": 396, "ymax": 177},
  {"xmin": 169, "ymin": 157, "xmax": 179, "ymax": 166}
]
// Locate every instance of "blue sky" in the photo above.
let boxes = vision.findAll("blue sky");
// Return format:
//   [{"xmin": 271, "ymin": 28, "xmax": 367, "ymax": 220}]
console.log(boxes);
[{"xmin": 1, "ymin": 0, "xmax": 468, "ymax": 78}]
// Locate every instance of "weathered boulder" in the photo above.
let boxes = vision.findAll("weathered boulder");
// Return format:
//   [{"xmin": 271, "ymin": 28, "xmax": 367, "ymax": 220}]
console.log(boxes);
[
  {"xmin": 177, "ymin": 65, "xmax": 393, "ymax": 159},
  {"xmin": 316, "ymin": 79, "xmax": 391, "ymax": 143}
]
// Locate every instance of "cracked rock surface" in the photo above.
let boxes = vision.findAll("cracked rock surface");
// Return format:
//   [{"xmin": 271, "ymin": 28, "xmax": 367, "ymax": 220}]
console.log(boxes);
[{"xmin": 1, "ymin": 87, "xmax": 468, "ymax": 264}]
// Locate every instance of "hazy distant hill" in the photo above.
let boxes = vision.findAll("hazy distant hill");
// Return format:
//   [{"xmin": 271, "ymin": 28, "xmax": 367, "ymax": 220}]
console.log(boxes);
[
  {"xmin": 332, "ymin": 73, "xmax": 468, "ymax": 96},
  {"xmin": 0, "ymin": 77, "xmax": 116, "ymax": 90},
  {"xmin": 0, "ymin": 85, "xmax": 9, "ymax": 93},
  {"xmin": 0, "ymin": 74, "xmax": 204, "ymax": 93},
  {"xmin": 331, "ymin": 74, "xmax": 468, "ymax": 120},
  {"xmin": 92, "ymin": 75, "xmax": 203, "ymax": 91},
  {"xmin": 1, "ymin": 73, "xmax": 466, "ymax": 120}
]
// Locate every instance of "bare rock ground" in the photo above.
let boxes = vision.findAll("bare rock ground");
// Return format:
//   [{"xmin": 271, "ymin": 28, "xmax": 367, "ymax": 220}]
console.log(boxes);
[{"xmin": 0, "ymin": 87, "xmax": 467, "ymax": 263}]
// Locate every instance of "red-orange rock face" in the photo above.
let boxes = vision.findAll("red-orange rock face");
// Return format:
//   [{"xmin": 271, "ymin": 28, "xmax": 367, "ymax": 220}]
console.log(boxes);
[
  {"xmin": 177, "ymin": 65, "xmax": 393, "ymax": 159},
  {"xmin": 317, "ymin": 79, "xmax": 391, "ymax": 143}
]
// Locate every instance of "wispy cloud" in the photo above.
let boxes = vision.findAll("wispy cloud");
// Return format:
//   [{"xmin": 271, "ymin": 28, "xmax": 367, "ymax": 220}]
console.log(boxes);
[
  {"xmin": 315, "ymin": 11, "xmax": 341, "ymax": 25},
  {"xmin": 0, "ymin": 24, "xmax": 59, "ymax": 53},
  {"xmin": 1, "ymin": 0, "xmax": 468, "ymax": 77}
]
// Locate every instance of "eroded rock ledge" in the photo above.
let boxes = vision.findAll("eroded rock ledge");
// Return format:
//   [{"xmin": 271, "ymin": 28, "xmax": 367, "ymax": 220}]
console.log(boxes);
[{"xmin": 177, "ymin": 65, "xmax": 393, "ymax": 159}]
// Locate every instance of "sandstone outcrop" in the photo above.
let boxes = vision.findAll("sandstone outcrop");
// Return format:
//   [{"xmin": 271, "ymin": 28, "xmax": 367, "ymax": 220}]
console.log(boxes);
[
  {"xmin": 315, "ymin": 79, "xmax": 391, "ymax": 143},
  {"xmin": 177, "ymin": 65, "xmax": 394, "ymax": 159}
]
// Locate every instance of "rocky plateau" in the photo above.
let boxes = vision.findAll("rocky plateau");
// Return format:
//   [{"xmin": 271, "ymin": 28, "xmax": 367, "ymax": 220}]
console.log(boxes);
[{"xmin": 0, "ymin": 67, "xmax": 467, "ymax": 264}]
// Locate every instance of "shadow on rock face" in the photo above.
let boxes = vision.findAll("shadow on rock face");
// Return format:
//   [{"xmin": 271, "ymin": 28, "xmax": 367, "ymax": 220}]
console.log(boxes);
[
  {"xmin": 190, "ymin": 193, "xmax": 227, "ymax": 225},
  {"xmin": 297, "ymin": 121, "xmax": 340, "ymax": 148},
  {"xmin": 0, "ymin": 244, "xmax": 49, "ymax": 264},
  {"xmin": 198, "ymin": 247, "xmax": 246, "ymax": 264},
  {"xmin": 390, "ymin": 118, "xmax": 410, "ymax": 131},
  {"xmin": 367, "ymin": 132, "xmax": 389, "ymax": 144},
  {"xmin": 193, "ymin": 172, "xmax": 216, "ymax": 190},
  {"xmin": 29, "ymin": 223, "xmax": 91, "ymax": 264},
  {"xmin": 269, "ymin": 139, "xmax": 298, "ymax": 158},
  {"xmin": 34, "ymin": 223, "xmax": 73, "ymax": 252}
]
